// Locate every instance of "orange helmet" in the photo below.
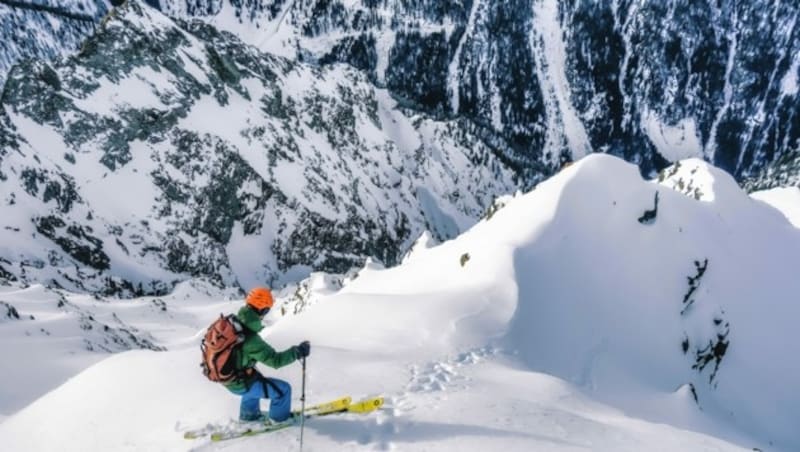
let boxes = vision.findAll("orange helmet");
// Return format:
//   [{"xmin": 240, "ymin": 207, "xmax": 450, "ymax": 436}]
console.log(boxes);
[{"xmin": 246, "ymin": 287, "xmax": 274, "ymax": 311}]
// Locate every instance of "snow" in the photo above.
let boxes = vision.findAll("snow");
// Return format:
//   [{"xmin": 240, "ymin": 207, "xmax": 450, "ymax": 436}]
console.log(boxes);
[
  {"xmin": 780, "ymin": 55, "xmax": 799, "ymax": 96},
  {"xmin": 177, "ymin": 90, "xmax": 257, "ymax": 160},
  {"xmin": 374, "ymin": 30, "xmax": 397, "ymax": 85},
  {"xmin": 0, "ymin": 154, "xmax": 797, "ymax": 451},
  {"xmin": 415, "ymin": 186, "xmax": 461, "ymax": 240},
  {"xmin": 642, "ymin": 109, "xmax": 704, "ymax": 162},
  {"xmin": 225, "ymin": 222, "xmax": 272, "ymax": 291},
  {"xmin": 80, "ymin": 140, "xmax": 161, "ymax": 221},
  {"xmin": 531, "ymin": 0, "xmax": 593, "ymax": 161},
  {"xmin": 401, "ymin": 231, "xmax": 439, "ymax": 264},
  {"xmin": 706, "ymin": 29, "xmax": 738, "ymax": 163},
  {"xmin": 174, "ymin": 31, "xmax": 216, "ymax": 86},
  {"xmin": 373, "ymin": 88, "xmax": 423, "ymax": 153},
  {"xmin": 255, "ymin": 0, "xmax": 298, "ymax": 58},
  {"xmin": 447, "ymin": 0, "xmax": 484, "ymax": 113},
  {"xmin": 656, "ymin": 158, "xmax": 719, "ymax": 201},
  {"xmin": 613, "ymin": 0, "xmax": 639, "ymax": 126},
  {"xmin": 115, "ymin": 0, "xmax": 184, "ymax": 36},
  {"xmin": 71, "ymin": 68, "xmax": 168, "ymax": 115},
  {"xmin": 751, "ymin": 186, "xmax": 800, "ymax": 228},
  {"xmin": 210, "ymin": 1, "xmax": 282, "ymax": 57},
  {"xmin": 6, "ymin": 109, "xmax": 74, "ymax": 171}
]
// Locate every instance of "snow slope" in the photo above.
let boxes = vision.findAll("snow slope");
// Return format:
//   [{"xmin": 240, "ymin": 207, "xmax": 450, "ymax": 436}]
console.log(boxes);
[
  {"xmin": 1, "ymin": 154, "xmax": 797, "ymax": 451},
  {"xmin": 750, "ymin": 187, "xmax": 800, "ymax": 228}
]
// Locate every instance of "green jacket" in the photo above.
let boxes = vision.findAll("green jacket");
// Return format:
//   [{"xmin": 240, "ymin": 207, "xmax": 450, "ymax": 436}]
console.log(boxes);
[{"xmin": 224, "ymin": 305, "xmax": 299, "ymax": 392}]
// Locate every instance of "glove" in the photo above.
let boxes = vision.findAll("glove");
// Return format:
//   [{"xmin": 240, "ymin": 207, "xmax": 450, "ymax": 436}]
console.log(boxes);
[{"xmin": 295, "ymin": 340, "xmax": 310, "ymax": 359}]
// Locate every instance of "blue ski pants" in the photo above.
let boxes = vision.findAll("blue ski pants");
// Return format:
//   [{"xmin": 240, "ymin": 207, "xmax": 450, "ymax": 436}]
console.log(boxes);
[{"xmin": 229, "ymin": 376, "xmax": 292, "ymax": 422}]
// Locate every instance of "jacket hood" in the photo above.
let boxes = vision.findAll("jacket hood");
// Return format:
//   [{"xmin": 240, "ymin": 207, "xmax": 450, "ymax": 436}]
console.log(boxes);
[{"xmin": 237, "ymin": 305, "xmax": 264, "ymax": 333}]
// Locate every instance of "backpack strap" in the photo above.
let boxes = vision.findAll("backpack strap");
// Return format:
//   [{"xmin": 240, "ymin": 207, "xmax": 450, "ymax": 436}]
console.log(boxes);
[
  {"xmin": 229, "ymin": 347, "xmax": 257, "ymax": 384},
  {"xmin": 259, "ymin": 376, "xmax": 284, "ymax": 399}
]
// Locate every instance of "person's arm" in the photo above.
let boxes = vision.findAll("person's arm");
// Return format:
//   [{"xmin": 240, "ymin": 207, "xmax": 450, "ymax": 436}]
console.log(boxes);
[{"xmin": 246, "ymin": 335, "xmax": 299, "ymax": 369}]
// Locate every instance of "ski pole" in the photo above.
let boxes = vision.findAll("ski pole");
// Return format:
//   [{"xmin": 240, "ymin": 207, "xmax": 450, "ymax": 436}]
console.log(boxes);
[{"xmin": 300, "ymin": 356, "xmax": 307, "ymax": 451}]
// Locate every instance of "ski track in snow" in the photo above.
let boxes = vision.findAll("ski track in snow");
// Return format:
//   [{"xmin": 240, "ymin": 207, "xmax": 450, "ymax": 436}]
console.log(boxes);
[{"xmin": 406, "ymin": 347, "xmax": 495, "ymax": 394}]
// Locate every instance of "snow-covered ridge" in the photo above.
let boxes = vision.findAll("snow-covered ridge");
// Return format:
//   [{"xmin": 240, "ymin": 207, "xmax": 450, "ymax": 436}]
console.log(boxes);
[
  {"xmin": 0, "ymin": 0, "xmax": 520, "ymax": 294},
  {"xmin": 0, "ymin": 154, "xmax": 797, "ymax": 451}
]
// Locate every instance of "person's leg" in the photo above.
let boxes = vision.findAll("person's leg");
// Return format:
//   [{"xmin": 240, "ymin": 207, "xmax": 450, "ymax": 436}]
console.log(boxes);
[
  {"xmin": 264, "ymin": 377, "xmax": 292, "ymax": 422},
  {"xmin": 236, "ymin": 381, "xmax": 267, "ymax": 421}
]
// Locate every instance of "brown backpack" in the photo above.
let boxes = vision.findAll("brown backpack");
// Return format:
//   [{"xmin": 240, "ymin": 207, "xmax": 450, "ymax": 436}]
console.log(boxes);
[{"xmin": 200, "ymin": 314, "xmax": 246, "ymax": 383}]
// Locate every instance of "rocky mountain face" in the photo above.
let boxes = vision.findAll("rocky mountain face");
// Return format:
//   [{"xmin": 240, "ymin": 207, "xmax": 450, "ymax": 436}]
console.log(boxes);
[
  {"xmin": 743, "ymin": 151, "xmax": 800, "ymax": 192},
  {"xmin": 3, "ymin": 0, "xmax": 797, "ymax": 181},
  {"xmin": 0, "ymin": 0, "xmax": 798, "ymax": 293},
  {"xmin": 155, "ymin": 0, "xmax": 800, "ymax": 180},
  {"xmin": 0, "ymin": 0, "xmax": 518, "ymax": 294},
  {"xmin": 0, "ymin": 0, "xmax": 110, "ymax": 87}
]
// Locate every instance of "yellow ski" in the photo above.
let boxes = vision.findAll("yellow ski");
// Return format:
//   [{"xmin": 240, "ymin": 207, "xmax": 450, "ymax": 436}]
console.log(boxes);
[
  {"xmin": 346, "ymin": 396, "xmax": 384, "ymax": 413},
  {"xmin": 184, "ymin": 396, "xmax": 351, "ymax": 440},
  {"xmin": 185, "ymin": 396, "xmax": 385, "ymax": 441},
  {"xmin": 295, "ymin": 396, "xmax": 352, "ymax": 415}
]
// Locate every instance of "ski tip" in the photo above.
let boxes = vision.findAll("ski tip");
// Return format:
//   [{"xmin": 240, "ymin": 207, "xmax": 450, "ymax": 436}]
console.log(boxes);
[{"xmin": 347, "ymin": 396, "xmax": 385, "ymax": 413}]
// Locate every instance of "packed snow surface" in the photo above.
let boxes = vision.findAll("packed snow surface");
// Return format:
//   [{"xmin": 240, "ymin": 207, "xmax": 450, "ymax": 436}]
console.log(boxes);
[{"xmin": 1, "ymin": 155, "xmax": 798, "ymax": 451}]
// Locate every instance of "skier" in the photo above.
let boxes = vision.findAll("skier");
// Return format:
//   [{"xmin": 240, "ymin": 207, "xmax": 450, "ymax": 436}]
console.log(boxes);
[{"xmin": 224, "ymin": 287, "xmax": 311, "ymax": 422}]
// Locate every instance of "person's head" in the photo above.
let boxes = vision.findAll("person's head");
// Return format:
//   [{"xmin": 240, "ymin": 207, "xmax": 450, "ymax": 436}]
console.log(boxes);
[{"xmin": 246, "ymin": 287, "xmax": 274, "ymax": 317}]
